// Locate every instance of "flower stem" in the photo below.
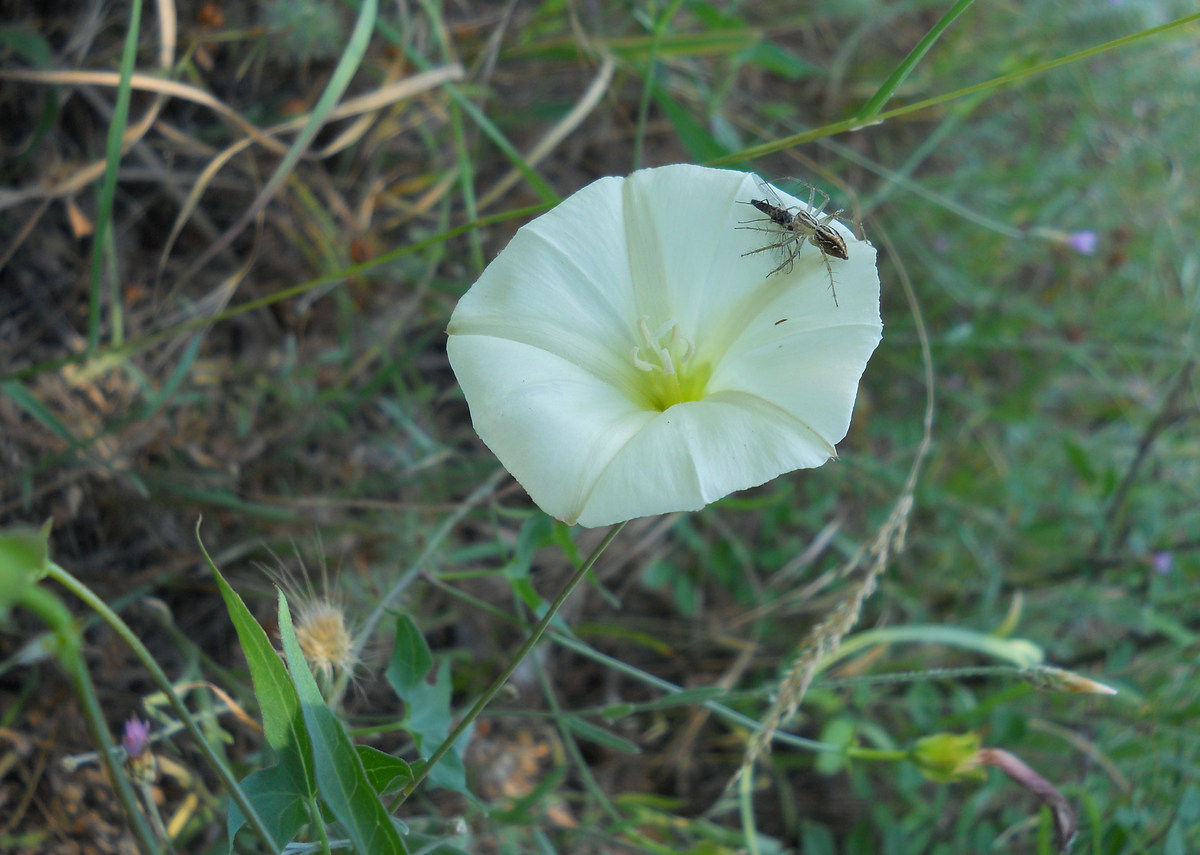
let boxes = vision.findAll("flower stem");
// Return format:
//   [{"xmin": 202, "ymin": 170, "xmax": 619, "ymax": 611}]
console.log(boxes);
[
  {"xmin": 46, "ymin": 563, "xmax": 281, "ymax": 855},
  {"xmin": 393, "ymin": 519, "xmax": 628, "ymax": 805},
  {"xmin": 17, "ymin": 583, "xmax": 163, "ymax": 854}
]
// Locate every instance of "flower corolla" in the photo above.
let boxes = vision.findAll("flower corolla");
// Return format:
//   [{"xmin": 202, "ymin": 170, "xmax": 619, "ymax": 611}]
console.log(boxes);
[{"xmin": 447, "ymin": 164, "xmax": 882, "ymax": 527}]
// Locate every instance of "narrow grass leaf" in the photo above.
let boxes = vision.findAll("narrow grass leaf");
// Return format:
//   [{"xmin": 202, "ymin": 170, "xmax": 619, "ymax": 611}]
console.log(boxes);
[
  {"xmin": 563, "ymin": 717, "xmax": 641, "ymax": 754},
  {"xmin": 184, "ymin": 0, "xmax": 378, "ymax": 278},
  {"xmin": 744, "ymin": 40, "xmax": 819, "ymax": 80},
  {"xmin": 504, "ymin": 29, "xmax": 761, "ymax": 63},
  {"xmin": 383, "ymin": 27, "xmax": 558, "ymax": 206},
  {"xmin": 138, "ymin": 333, "xmax": 203, "ymax": 417},
  {"xmin": 820, "ymin": 624, "xmax": 1045, "ymax": 673},
  {"xmin": 652, "ymin": 85, "xmax": 730, "ymax": 163},
  {"xmin": 608, "ymin": 686, "xmax": 727, "ymax": 714},
  {"xmin": 710, "ymin": 10, "xmax": 1200, "ymax": 165},
  {"xmin": 87, "ymin": 0, "xmax": 142, "ymax": 351},
  {"xmin": 279, "ymin": 591, "xmax": 408, "ymax": 854},
  {"xmin": 1, "ymin": 380, "xmax": 82, "ymax": 448},
  {"xmin": 855, "ymin": 0, "xmax": 978, "ymax": 120}
]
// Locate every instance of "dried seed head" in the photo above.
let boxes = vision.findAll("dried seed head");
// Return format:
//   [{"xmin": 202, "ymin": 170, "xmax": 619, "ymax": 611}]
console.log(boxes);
[{"xmin": 293, "ymin": 598, "xmax": 357, "ymax": 685}]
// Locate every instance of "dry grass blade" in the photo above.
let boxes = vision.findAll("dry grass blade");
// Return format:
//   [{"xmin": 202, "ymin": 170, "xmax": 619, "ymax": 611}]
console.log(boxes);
[
  {"xmin": 477, "ymin": 54, "xmax": 615, "ymax": 210},
  {"xmin": 0, "ymin": 70, "xmax": 284, "ymax": 211},
  {"xmin": 0, "ymin": 0, "xmax": 175, "ymax": 274},
  {"xmin": 156, "ymin": 63, "xmax": 463, "ymax": 280}
]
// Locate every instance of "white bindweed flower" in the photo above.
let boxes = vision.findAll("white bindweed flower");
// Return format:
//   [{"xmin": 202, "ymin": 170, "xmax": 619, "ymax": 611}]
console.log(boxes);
[{"xmin": 446, "ymin": 164, "xmax": 882, "ymax": 527}]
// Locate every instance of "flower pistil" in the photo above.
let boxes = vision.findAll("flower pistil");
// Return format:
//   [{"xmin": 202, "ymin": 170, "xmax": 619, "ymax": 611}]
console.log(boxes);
[{"xmin": 630, "ymin": 317, "xmax": 710, "ymax": 410}]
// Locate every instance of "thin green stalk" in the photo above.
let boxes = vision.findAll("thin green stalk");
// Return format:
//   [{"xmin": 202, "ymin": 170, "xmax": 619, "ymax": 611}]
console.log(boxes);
[
  {"xmin": 393, "ymin": 520, "xmax": 628, "ymax": 805},
  {"xmin": 848, "ymin": 747, "xmax": 910, "ymax": 762},
  {"xmin": 308, "ymin": 793, "xmax": 333, "ymax": 855},
  {"xmin": 336, "ymin": 467, "xmax": 508, "ymax": 706},
  {"xmin": 46, "ymin": 563, "xmax": 282, "ymax": 855},
  {"xmin": 739, "ymin": 764, "xmax": 758, "ymax": 855},
  {"xmin": 633, "ymin": 0, "xmax": 688, "ymax": 170},
  {"xmin": 530, "ymin": 643, "xmax": 624, "ymax": 824},
  {"xmin": 88, "ymin": 0, "xmax": 142, "ymax": 352},
  {"xmin": 547, "ymin": 630, "xmax": 833, "ymax": 753},
  {"xmin": 179, "ymin": 0, "xmax": 378, "ymax": 283},
  {"xmin": 416, "ymin": 0, "xmax": 485, "ymax": 271},
  {"xmin": 709, "ymin": 10, "xmax": 1200, "ymax": 166},
  {"xmin": 855, "ymin": 0, "xmax": 978, "ymax": 120},
  {"xmin": 0, "ymin": 203, "xmax": 552, "ymax": 386},
  {"xmin": 18, "ymin": 583, "xmax": 163, "ymax": 854}
]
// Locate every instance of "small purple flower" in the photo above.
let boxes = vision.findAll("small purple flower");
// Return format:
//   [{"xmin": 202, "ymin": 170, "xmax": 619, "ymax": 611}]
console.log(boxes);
[
  {"xmin": 1066, "ymin": 230, "xmax": 1098, "ymax": 255},
  {"xmin": 1151, "ymin": 551, "xmax": 1173, "ymax": 574},
  {"xmin": 122, "ymin": 716, "xmax": 150, "ymax": 758}
]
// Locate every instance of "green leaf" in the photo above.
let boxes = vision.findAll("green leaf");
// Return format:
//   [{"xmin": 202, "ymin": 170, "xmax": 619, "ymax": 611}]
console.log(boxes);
[
  {"xmin": 563, "ymin": 717, "xmax": 641, "ymax": 754},
  {"xmin": 0, "ymin": 521, "xmax": 52, "ymax": 616},
  {"xmin": 502, "ymin": 514, "xmax": 554, "ymax": 582},
  {"xmin": 227, "ymin": 763, "xmax": 308, "ymax": 849},
  {"xmin": 815, "ymin": 719, "xmax": 856, "ymax": 776},
  {"xmin": 206, "ymin": 550, "xmax": 313, "ymax": 773},
  {"xmin": 279, "ymin": 591, "xmax": 408, "ymax": 854},
  {"xmin": 386, "ymin": 614, "xmax": 433, "ymax": 694},
  {"xmin": 205, "ymin": 545, "xmax": 314, "ymax": 849},
  {"xmin": 400, "ymin": 661, "xmax": 474, "ymax": 797},
  {"xmin": 356, "ymin": 745, "xmax": 415, "ymax": 795}
]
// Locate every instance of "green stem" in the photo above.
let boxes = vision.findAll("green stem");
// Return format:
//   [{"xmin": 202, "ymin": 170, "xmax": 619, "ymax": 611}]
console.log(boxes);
[
  {"xmin": 18, "ymin": 583, "xmax": 163, "ymax": 854},
  {"xmin": 709, "ymin": 10, "xmax": 1200, "ymax": 166},
  {"xmin": 88, "ymin": 0, "xmax": 142, "ymax": 352},
  {"xmin": 633, "ymin": 0, "xmax": 688, "ymax": 170},
  {"xmin": 855, "ymin": 0, "xmax": 978, "ymax": 120},
  {"xmin": 1, "ymin": 204, "xmax": 553, "ymax": 386},
  {"xmin": 394, "ymin": 520, "xmax": 628, "ymax": 804},
  {"xmin": 338, "ymin": 468, "xmax": 508, "ymax": 706},
  {"xmin": 847, "ymin": 747, "xmax": 910, "ymax": 762},
  {"xmin": 46, "ymin": 563, "xmax": 282, "ymax": 855}
]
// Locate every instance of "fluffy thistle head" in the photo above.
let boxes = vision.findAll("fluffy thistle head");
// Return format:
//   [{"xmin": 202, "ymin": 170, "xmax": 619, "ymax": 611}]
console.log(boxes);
[
  {"xmin": 262, "ymin": 541, "xmax": 363, "ymax": 691},
  {"xmin": 292, "ymin": 596, "xmax": 356, "ymax": 687}
]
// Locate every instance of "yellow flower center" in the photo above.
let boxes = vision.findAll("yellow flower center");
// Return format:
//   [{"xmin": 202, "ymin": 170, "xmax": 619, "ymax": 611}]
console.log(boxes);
[{"xmin": 630, "ymin": 317, "xmax": 712, "ymax": 411}]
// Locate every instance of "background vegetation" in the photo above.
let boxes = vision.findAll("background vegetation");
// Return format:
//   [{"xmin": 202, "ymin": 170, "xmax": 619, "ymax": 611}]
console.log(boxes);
[{"xmin": 1, "ymin": 0, "xmax": 1197, "ymax": 852}]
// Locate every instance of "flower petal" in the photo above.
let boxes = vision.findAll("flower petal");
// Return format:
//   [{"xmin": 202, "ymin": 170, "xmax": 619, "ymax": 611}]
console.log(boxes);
[
  {"xmin": 447, "ymin": 165, "xmax": 882, "ymax": 527},
  {"xmin": 446, "ymin": 334, "xmax": 653, "ymax": 525},
  {"xmin": 573, "ymin": 394, "xmax": 838, "ymax": 527},
  {"xmin": 447, "ymin": 175, "xmax": 638, "ymax": 389},
  {"xmin": 711, "ymin": 236, "xmax": 882, "ymax": 444}
]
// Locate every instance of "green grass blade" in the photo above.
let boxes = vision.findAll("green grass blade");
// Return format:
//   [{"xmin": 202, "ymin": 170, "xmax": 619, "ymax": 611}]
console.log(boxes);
[
  {"xmin": 1, "ymin": 379, "xmax": 82, "ymax": 448},
  {"xmin": 855, "ymin": 0, "xmax": 978, "ymax": 120},
  {"xmin": 710, "ymin": 9, "xmax": 1200, "ymax": 165},
  {"xmin": 87, "ymin": 0, "xmax": 142, "ymax": 352},
  {"xmin": 185, "ymin": 0, "xmax": 378, "ymax": 277}
]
